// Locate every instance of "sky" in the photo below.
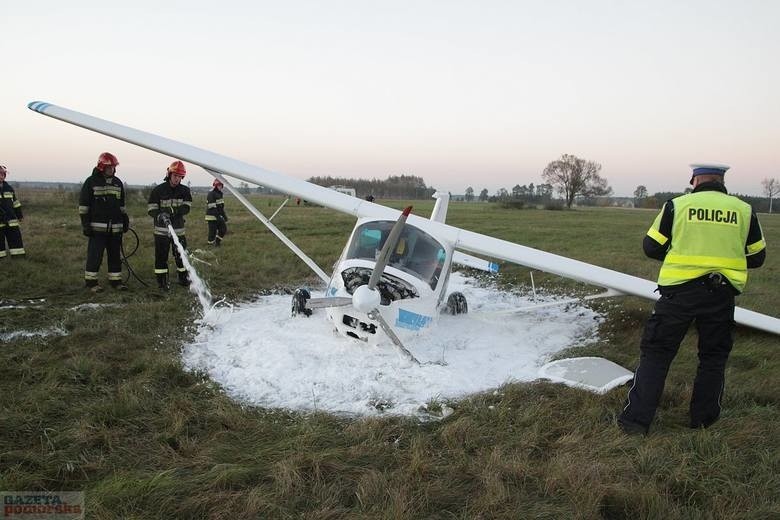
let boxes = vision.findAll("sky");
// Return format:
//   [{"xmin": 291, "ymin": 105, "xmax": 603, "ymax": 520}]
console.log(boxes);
[{"xmin": 3, "ymin": 0, "xmax": 779, "ymax": 197}]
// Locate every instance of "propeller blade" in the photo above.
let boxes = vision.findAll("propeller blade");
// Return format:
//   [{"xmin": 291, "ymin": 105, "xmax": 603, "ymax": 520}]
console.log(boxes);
[
  {"xmin": 368, "ymin": 308, "xmax": 420, "ymax": 365},
  {"xmin": 305, "ymin": 297, "xmax": 354, "ymax": 309},
  {"xmin": 368, "ymin": 206, "xmax": 412, "ymax": 290}
]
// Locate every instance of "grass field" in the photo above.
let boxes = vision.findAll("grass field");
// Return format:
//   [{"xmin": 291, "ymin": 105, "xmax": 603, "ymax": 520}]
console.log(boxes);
[{"xmin": 1, "ymin": 189, "xmax": 778, "ymax": 519}]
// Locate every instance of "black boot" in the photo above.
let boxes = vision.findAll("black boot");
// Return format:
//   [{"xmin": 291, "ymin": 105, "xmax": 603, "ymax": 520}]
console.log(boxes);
[
  {"xmin": 178, "ymin": 272, "xmax": 191, "ymax": 287},
  {"xmin": 110, "ymin": 280, "xmax": 129, "ymax": 291},
  {"xmin": 156, "ymin": 273, "xmax": 170, "ymax": 291},
  {"xmin": 85, "ymin": 280, "xmax": 104, "ymax": 293}
]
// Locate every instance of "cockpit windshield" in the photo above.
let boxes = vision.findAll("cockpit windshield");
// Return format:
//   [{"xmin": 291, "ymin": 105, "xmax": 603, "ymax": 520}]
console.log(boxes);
[{"xmin": 346, "ymin": 221, "xmax": 446, "ymax": 289}]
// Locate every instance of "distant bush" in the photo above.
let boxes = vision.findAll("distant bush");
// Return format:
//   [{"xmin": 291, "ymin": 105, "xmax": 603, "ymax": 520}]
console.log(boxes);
[
  {"xmin": 544, "ymin": 201, "xmax": 564, "ymax": 211},
  {"xmin": 129, "ymin": 187, "xmax": 151, "ymax": 204},
  {"xmin": 499, "ymin": 200, "xmax": 526, "ymax": 210}
]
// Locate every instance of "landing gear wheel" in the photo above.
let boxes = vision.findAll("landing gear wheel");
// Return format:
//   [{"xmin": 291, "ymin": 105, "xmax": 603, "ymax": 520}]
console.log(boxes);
[
  {"xmin": 445, "ymin": 291, "xmax": 468, "ymax": 315},
  {"xmin": 291, "ymin": 288, "xmax": 312, "ymax": 317}
]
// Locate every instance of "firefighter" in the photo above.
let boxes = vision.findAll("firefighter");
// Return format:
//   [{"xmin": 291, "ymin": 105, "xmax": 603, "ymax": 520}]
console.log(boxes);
[
  {"xmin": 205, "ymin": 179, "xmax": 229, "ymax": 247},
  {"xmin": 0, "ymin": 165, "xmax": 25, "ymax": 258},
  {"xmin": 618, "ymin": 163, "xmax": 766, "ymax": 435},
  {"xmin": 78, "ymin": 153, "xmax": 129, "ymax": 291},
  {"xmin": 148, "ymin": 160, "xmax": 192, "ymax": 290}
]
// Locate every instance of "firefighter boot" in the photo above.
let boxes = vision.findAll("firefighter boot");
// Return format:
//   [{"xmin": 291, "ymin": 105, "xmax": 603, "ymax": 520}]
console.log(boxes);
[
  {"xmin": 110, "ymin": 280, "xmax": 129, "ymax": 291},
  {"xmin": 178, "ymin": 271, "xmax": 191, "ymax": 287},
  {"xmin": 85, "ymin": 280, "xmax": 104, "ymax": 293},
  {"xmin": 156, "ymin": 273, "xmax": 170, "ymax": 292}
]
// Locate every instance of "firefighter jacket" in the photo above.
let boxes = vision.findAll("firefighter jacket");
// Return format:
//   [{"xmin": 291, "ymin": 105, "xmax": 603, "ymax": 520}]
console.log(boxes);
[
  {"xmin": 644, "ymin": 182, "xmax": 766, "ymax": 293},
  {"xmin": 0, "ymin": 181, "xmax": 23, "ymax": 225},
  {"xmin": 78, "ymin": 169, "xmax": 127, "ymax": 234},
  {"xmin": 205, "ymin": 188, "xmax": 227, "ymax": 221},
  {"xmin": 148, "ymin": 181, "xmax": 192, "ymax": 236}
]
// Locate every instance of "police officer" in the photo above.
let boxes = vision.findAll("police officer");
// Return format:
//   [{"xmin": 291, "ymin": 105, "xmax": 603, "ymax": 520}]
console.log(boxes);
[
  {"xmin": 79, "ymin": 153, "xmax": 129, "ymax": 291},
  {"xmin": 618, "ymin": 163, "xmax": 766, "ymax": 435},
  {"xmin": 148, "ymin": 160, "xmax": 192, "ymax": 290},
  {"xmin": 0, "ymin": 165, "xmax": 25, "ymax": 258},
  {"xmin": 205, "ymin": 179, "xmax": 228, "ymax": 247}
]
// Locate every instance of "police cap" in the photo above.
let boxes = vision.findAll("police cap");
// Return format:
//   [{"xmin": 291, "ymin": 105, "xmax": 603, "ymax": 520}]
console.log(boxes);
[{"xmin": 689, "ymin": 163, "xmax": 730, "ymax": 185}]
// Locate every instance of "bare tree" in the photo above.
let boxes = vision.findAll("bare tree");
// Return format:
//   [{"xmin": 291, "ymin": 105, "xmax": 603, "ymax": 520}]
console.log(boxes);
[
  {"xmin": 762, "ymin": 178, "xmax": 779, "ymax": 213},
  {"xmin": 465, "ymin": 186, "xmax": 474, "ymax": 202},
  {"xmin": 634, "ymin": 185, "xmax": 648, "ymax": 207},
  {"xmin": 542, "ymin": 154, "xmax": 612, "ymax": 208}
]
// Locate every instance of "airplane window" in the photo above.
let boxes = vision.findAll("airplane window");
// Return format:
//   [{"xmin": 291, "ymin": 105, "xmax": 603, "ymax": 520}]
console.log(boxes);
[{"xmin": 346, "ymin": 221, "xmax": 446, "ymax": 289}]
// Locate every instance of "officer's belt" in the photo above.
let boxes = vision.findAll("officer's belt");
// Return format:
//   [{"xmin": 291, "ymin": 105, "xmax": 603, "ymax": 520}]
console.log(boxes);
[{"xmin": 659, "ymin": 273, "xmax": 737, "ymax": 295}]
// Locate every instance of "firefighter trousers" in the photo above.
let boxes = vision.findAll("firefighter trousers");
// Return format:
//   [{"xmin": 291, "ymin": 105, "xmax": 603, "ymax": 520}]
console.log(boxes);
[
  {"xmin": 154, "ymin": 234, "xmax": 187, "ymax": 276},
  {"xmin": 207, "ymin": 219, "xmax": 227, "ymax": 244},
  {"xmin": 619, "ymin": 276, "xmax": 735, "ymax": 432},
  {"xmin": 85, "ymin": 233, "xmax": 123, "ymax": 282},
  {"xmin": 0, "ymin": 222, "xmax": 25, "ymax": 257}
]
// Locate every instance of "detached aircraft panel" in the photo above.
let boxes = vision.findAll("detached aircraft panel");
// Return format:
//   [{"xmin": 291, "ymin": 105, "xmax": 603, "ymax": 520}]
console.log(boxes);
[
  {"xmin": 539, "ymin": 357, "xmax": 634, "ymax": 394},
  {"xmin": 27, "ymin": 101, "xmax": 780, "ymax": 335}
]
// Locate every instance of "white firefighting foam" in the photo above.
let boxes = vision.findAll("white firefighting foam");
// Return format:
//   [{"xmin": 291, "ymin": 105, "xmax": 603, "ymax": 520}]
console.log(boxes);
[
  {"xmin": 182, "ymin": 272, "xmax": 603, "ymax": 417},
  {"xmin": 169, "ymin": 225, "xmax": 213, "ymax": 313},
  {"xmin": 183, "ymin": 273, "xmax": 601, "ymax": 415}
]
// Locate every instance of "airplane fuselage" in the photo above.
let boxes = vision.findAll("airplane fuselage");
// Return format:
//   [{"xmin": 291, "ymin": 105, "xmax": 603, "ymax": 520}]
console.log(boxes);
[{"xmin": 325, "ymin": 218, "xmax": 453, "ymax": 343}]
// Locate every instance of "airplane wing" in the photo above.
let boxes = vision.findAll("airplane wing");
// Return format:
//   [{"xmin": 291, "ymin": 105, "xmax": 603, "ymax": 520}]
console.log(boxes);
[{"xmin": 28, "ymin": 101, "xmax": 780, "ymax": 335}]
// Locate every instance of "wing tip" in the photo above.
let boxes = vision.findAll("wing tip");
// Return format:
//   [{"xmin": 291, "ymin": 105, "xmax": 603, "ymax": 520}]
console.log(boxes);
[{"xmin": 27, "ymin": 101, "xmax": 51, "ymax": 113}]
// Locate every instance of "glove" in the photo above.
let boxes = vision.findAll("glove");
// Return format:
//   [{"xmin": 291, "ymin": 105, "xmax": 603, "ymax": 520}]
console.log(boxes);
[
  {"xmin": 122, "ymin": 214, "xmax": 130, "ymax": 233},
  {"xmin": 156, "ymin": 213, "xmax": 171, "ymax": 227},
  {"xmin": 223, "ymin": 215, "xmax": 229, "ymax": 223},
  {"xmin": 82, "ymin": 226, "xmax": 93, "ymax": 237}
]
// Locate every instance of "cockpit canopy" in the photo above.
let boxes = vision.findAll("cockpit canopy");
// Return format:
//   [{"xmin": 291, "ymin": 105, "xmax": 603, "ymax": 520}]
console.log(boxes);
[{"xmin": 346, "ymin": 221, "xmax": 446, "ymax": 290}]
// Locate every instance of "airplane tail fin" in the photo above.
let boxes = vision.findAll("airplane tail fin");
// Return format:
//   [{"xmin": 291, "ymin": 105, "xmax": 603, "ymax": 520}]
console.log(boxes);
[{"xmin": 430, "ymin": 191, "xmax": 450, "ymax": 223}]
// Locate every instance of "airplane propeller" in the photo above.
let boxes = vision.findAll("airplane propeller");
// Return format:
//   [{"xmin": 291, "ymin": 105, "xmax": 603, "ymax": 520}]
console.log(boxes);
[
  {"xmin": 290, "ymin": 206, "xmax": 420, "ymax": 363},
  {"xmin": 350, "ymin": 206, "xmax": 420, "ymax": 365}
]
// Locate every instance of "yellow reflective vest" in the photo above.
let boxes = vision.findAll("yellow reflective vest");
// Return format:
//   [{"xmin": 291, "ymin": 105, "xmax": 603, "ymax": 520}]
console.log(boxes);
[{"xmin": 647, "ymin": 190, "xmax": 764, "ymax": 292}]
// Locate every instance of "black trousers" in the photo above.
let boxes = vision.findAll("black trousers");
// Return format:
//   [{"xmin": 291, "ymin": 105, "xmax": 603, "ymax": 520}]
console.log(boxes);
[
  {"xmin": 207, "ymin": 219, "xmax": 227, "ymax": 243},
  {"xmin": 154, "ymin": 234, "xmax": 187, "ymax": 275},
  {"xmin": 85, "ymin": 233, "xmax": 122, "ymax": 282},
  {"xmin": 0, "ymin": 223, "xmax": 24, "ymax": 257},
  {"xmin": 619, "ymin": 277, "xmax": 735, "ymax": 432}
]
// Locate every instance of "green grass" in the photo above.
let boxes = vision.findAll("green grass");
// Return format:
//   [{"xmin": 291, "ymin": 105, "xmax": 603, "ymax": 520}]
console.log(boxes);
[{"xmin": 1, "ymin": 189, "xmax": 778, "ymax": 519}]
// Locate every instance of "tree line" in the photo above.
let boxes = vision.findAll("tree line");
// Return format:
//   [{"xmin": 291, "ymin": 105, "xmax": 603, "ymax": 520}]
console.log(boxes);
[
  {"xmin": 634, "ymin": 182, "xmax": 780, "ymax": 213},
  {"xmin": 464, "ymin": 154, "xmax": 611, "ymax": 208},
  {"xmin": 297, "ymin": 153, "xmax": 778, "ymax": 213},
  {"xmin": 308, "ymin": 174, "xmax": 436, "ymax": 200}
]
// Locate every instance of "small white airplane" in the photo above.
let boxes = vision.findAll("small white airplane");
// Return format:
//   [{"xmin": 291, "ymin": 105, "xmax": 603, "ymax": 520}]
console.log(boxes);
[{"xmin": 27, "ymin": 101, "xmax": 780, "ymax": 391}]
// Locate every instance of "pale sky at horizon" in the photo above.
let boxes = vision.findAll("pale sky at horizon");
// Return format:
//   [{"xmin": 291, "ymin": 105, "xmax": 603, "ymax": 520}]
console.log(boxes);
[{"xmin": 3, "ymin": 0, "xmax": 779, "ymax": 197}]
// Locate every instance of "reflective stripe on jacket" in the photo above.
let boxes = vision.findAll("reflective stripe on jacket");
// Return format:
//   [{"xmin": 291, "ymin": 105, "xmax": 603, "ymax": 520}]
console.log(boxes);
[
  {"xmin": 0, "ymin": 181, "xmax": 23, "ymax": 224},
  {"xmin": 78, "ymin": 169, "xmax": 126, "ymax": 234},
  {"xmin": 148, "ymin": 181, "xmax": 192, "ymax": 236},
  {"xmin": 650, "ymin": 190, "xmax": 763, "ymax": 292},
  {"xmin": 205, "ymin": 188, "xmax": 226, "ymax": 221}
]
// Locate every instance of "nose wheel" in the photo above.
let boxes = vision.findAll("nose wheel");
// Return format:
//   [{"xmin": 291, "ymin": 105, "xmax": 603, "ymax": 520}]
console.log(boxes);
[{"xmin": 444, "ymin": 291, "xmax": 468, "ymax": 315}]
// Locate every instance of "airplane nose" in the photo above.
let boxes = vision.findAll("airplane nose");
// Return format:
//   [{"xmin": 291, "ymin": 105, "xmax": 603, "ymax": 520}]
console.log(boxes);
[{"xmin": 352, "ymin": 284, "xmax": 380, "ymax": 313}]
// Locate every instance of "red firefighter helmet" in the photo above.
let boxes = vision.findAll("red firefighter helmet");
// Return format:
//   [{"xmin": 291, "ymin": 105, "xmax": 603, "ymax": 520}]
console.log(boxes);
[
  {"xmin": 212, "ymin": 179, "xmax": 223, "ymax": 189},
  {"xmin": 0, "ymin": 165, "xmax": 7, "ymax": 176},
  {"xmin": 96, "ymin": 152, "xmax": 119, "ymax": 171},
  {"xmin": 167, "ymin": 160, "xmax": 187, "ymax": 176}
]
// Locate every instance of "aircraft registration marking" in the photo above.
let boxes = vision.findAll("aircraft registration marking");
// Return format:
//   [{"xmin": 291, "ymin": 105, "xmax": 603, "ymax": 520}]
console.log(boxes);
[{"xmin": 395, "ymin": 309, "xmax": 433, "ymax": 331}]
